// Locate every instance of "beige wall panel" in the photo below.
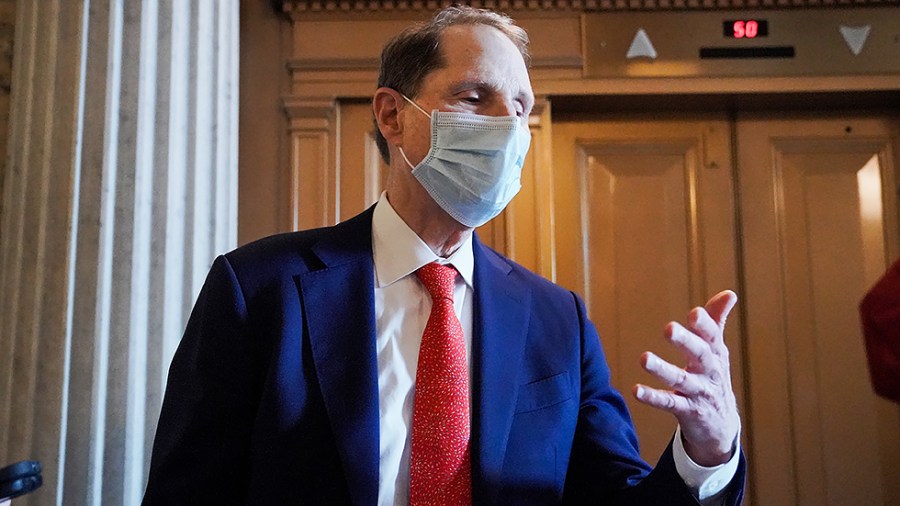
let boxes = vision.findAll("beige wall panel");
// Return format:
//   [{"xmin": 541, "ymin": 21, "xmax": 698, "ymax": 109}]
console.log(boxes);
[
  {"xmin": 553, "ymin": 122, "xmax": 587, "ymax": 295},
  {"xmin": 292, "ymin": 20, "xmax": 411, "ymax": 65},
  {"xmin": 288, "ymin": 16, "xmax": 585, "ymax": 100},
  {"xmin": 552, "ymin": 118, "xmax": 744, "ymax": 466},
  {"xmin": 291, "ymin": 69, "xmax": 376, "ymax": 97},
  {"xmin": 517, "ymin": 17, "xmax": 581, "ymax": 68},
  {"xmin": 337, "ymin": 101, "xmax": 387, "ymax": 220},
  {"xmin": 738, "ymin": 116, "xmax": 900, "ymax": 506},
  {"xmin": 291, "ymin": 121, "xmax": 337, "ymax": 230},
  {"xmin": 239, "ymin": 0, "xmax": 293, "ymax": 244},
  {"xmin": 290, "ymin": 16, "xmax": 582, "ymax": 69}
]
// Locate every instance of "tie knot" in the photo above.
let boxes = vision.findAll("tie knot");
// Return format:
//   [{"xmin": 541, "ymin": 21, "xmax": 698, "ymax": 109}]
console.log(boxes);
[{"xmin": 416, "ymin": 262, "xmax": 458, "ymax": 301}]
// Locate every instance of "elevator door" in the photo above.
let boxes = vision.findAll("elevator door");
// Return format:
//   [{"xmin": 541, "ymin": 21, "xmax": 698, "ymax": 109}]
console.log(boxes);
[
  {"xmin": 551, "ymin": 115, "xmax": 746, "ymax": 468},
  {"xmin": 552, "ymin": 112, "xmax": 900, "ymax": 505},
  {"xmin": 737, "ymin": 115, "xmax": 900, "ymax": 506}
]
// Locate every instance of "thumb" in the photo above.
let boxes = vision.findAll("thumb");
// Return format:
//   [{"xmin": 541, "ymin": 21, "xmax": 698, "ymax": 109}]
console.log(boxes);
[{"xmin": 705, "ymin": 290, "xmax": 738, "ymax": 329}]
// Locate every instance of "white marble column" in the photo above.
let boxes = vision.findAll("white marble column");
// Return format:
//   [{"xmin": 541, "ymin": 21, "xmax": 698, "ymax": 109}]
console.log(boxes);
[{"xmin": 0, "ymin": 1, "xmax": 238, "ymax": 504}]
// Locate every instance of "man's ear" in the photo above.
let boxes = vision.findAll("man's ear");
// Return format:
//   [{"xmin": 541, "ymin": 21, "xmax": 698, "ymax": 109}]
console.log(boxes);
[{"xmin": 373, "ymin": 87, "xmax": 405, "ymax": 147}]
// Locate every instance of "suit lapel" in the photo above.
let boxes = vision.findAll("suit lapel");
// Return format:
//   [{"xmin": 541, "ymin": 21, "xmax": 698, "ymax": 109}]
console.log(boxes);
[
  {"xmin": 470, "ymin": 235, "xmax": 532, "ymax": 503},
  {"xmin": 296, "ymin": 210, "xmax": 379, "ymax": 506},
  {"xmin": 295, "ymin": 215, "xmax": 534, "ymax": 504}
]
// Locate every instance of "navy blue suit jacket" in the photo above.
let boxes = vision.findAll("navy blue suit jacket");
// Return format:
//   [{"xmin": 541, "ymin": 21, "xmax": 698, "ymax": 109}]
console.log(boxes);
[{"xmin": 143, "ymin": 208, "xmax": 745, "ymax": 504}]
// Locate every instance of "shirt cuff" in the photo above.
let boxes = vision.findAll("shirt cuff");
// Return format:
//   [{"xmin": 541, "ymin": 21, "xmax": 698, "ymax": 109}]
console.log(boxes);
[{"xmin": 672, "ymin": 425, "xmax": 740, "ymax": 503}]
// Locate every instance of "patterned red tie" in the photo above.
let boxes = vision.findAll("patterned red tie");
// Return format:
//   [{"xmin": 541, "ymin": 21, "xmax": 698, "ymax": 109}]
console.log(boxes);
[{"xmin": 410, "ymin": 262, "xmax": 472, "ymax": 505}]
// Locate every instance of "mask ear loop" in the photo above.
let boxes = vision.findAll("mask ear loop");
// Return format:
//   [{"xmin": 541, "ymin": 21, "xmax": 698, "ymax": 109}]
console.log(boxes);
[
  {"xmin": 400, "ymin": 93, "xmax": 432, "ymax": 118},
  {"xmin": 397, "ymin": 93, "xmax": 433, "ymax": 170},
  {"xmin": 397, "ymin": 146, "xmax": 416, "ymax": 170}
]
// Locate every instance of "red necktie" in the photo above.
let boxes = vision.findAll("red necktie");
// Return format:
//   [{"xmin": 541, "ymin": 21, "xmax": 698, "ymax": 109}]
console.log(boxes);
[{"xmin": 410, "ymin": 262, "xmax": 472, "ymax": 505}]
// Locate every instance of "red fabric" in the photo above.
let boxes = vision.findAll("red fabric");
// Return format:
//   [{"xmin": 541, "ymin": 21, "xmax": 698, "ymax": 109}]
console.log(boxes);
[
  {"xmin": 410, "ymin": 263, "xmax": 472, "ymax": 505},
  {"xmin": 860, "ymin": 258, "xmax": 900, "ymax": 403}
]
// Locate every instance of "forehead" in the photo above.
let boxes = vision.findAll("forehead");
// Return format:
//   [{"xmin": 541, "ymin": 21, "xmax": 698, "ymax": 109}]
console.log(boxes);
[{"xmin": 422, "ymin": 24, "xmax": 532, "ymax": 97}]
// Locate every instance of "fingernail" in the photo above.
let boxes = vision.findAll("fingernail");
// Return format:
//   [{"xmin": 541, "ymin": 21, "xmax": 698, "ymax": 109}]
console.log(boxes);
[{"xmin": 636, "ymin": 386, "xmax": 645, "ymax": 398}]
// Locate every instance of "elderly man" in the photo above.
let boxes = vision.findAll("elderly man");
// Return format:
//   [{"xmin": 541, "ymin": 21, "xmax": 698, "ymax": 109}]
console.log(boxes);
[{"xmin": 144, "ymin": 6, "xmax": 745, "ymax": 505}]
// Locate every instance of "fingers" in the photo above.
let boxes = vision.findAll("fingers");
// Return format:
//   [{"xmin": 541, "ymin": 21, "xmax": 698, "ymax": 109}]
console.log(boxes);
[
  {"xmin": 666, "ymin": 322, "xmax": 719, "ymax": 373},
  {"xmin": 636, "ymin": 291, "xmax": 739, "ymax": 418},
  {"xmin": 687, "ymin": 307, "xmax": 719, "ymax": 342},
  {"xmin": 685, "ymin": 290, "xmax": 737, "ymax": 354},
  {"xmin": 633, "ymin": 384, "xmax": 691, "ymax": 416},
  {"xmin": 641, "ymin": 352, "xmax": 705, "ymax": 395}
]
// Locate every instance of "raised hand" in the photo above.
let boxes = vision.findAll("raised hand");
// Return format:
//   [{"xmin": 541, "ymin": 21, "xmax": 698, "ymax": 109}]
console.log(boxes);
[{"xmin": 633, "ymin": 290, "xmax": 740, "ymax": 466}]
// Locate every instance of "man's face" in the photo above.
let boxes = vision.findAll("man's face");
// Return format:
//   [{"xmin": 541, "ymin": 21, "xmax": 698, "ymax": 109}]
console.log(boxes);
[{"xmin": 398, "ymin": 23, "xmax": 535, "ymax": 167}]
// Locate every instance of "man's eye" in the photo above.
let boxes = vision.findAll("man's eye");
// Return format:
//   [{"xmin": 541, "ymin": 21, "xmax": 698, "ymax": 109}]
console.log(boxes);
[{"xmin": 460, "ymin": 96, "xmax": 480, "ymax": 103}]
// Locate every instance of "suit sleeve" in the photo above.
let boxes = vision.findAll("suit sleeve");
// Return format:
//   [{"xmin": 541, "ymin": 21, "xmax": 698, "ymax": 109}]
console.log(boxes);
[
  {"xmin": 562, "ymin": 293, "xmax": 746, "ymax": 505},
  {"xmin": 143, "ymin": 255, "xmax": 263, "ymax": 504}
]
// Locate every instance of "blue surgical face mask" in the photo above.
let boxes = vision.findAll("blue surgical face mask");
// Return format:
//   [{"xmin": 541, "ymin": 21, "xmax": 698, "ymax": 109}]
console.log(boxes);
[{"xmin": 397, "ymin": 95, "xmax": 531, "ymax": 228}]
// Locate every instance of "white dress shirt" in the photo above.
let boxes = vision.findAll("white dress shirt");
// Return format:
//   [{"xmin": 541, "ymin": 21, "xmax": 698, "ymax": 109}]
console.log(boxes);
[{"xmin": 371, "ymin": 193, "xmax": 738, "ymax": 505}]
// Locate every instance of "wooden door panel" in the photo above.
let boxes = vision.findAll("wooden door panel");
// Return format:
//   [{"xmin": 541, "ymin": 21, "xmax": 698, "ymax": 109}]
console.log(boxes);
[
  {"xmin": 553, "ymin": 118, "xmax": 744, "ymax": 466},
  {"xmin": 738, "ymin": 117, "xmax": 900, "ymax": 506}
]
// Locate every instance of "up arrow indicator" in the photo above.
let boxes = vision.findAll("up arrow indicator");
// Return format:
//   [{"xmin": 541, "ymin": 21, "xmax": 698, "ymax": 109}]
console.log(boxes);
[
  {"xmin": 840, "ymin": 25, "xmax": 871, "ymax": 56},
  {"xmin": 626, "ymin": 28, "xmax": 658, "ymax": 59}
]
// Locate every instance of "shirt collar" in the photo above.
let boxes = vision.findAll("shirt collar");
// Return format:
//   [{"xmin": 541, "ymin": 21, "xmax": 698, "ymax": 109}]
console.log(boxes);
[{"xmin": 372, "ymin": 192, "xmax": 474, "ymax": 289}]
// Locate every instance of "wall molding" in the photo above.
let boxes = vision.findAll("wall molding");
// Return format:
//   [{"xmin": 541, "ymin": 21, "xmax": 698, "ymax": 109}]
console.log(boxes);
[
  {"xmin": 282, "ymin": 96, "xmax": 338, "ymax": 120},
  {"xmin": 282, "ymin": 0, "xmax": 897, "ymax": 14},
  {"xmin": 286, "ymin": 55, "xmax": 581, "ymax": 71}
]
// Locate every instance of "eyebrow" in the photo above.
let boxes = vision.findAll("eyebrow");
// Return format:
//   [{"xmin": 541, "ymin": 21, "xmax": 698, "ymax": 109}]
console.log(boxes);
[{"xmin": 447, "ymin": 79, "xmax": 493, "ymax": 94}]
